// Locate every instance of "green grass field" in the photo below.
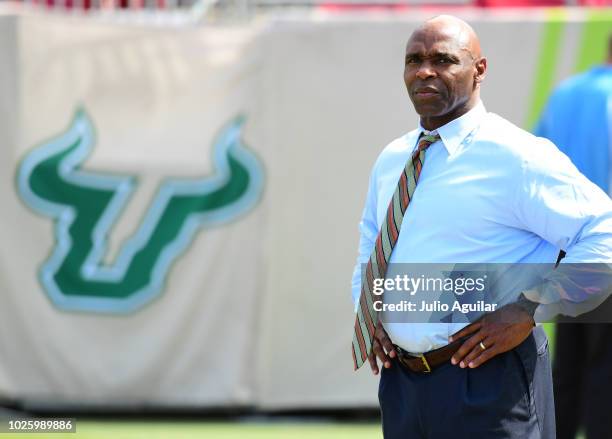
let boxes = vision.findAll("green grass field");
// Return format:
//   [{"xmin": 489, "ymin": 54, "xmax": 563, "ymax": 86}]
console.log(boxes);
[
  {"xmin": 1, "ymin": 422, "xmax": 383, "ymax": 439},
  {"xmin": 0, "ymin": 420, "xmax": 585, "ymax": 439}
]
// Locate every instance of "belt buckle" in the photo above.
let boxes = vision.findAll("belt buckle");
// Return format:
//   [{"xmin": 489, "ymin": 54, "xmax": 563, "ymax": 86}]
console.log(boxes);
[{"xmin": 419, "ymin": 354, "xmax": 432, "ymax": 373}]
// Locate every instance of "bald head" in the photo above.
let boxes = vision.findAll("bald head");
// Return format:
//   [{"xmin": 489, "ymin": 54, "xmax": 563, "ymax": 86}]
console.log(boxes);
[
  {"xmin": 417, "ymin": 15, "xmax": 482, "ymax": 60},
  {"xmin": 403, "ymin": 15, "xmax": 487, "ymax": 130}
]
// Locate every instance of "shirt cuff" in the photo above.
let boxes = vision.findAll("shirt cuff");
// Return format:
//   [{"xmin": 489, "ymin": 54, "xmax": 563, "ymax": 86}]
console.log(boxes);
[{"xmin": 515, "ymin": 292, "xmax": 539, "ymax": 320}]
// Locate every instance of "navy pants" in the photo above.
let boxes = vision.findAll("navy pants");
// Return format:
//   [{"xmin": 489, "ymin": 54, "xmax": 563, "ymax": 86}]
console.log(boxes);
[{"xmin": 379, "ymin": 326, "xmax": 555, "ymax": 438}]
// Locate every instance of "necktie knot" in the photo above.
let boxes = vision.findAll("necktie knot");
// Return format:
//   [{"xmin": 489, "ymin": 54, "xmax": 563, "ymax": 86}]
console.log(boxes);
[{"xmin": 416, "ymin": 131, "xmax": 441, "ymax": 155}]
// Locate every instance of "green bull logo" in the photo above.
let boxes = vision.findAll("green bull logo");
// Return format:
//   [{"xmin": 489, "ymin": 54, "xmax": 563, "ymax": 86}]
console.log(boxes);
[{"xmin": 16, "ymin": 110, "xmax": 264, "ymax": 314}]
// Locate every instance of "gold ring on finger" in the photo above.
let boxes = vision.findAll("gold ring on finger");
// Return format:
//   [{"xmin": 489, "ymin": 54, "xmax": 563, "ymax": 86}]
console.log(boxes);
[{"xmin": 479, "ymin": 341, "xmax": 486, "ymax": 351}]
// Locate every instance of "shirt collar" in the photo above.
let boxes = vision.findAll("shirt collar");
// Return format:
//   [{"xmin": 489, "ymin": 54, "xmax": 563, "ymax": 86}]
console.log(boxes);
[{"xmin": 418, "ymin": 101, "xmax": 486, "ymax": 156}]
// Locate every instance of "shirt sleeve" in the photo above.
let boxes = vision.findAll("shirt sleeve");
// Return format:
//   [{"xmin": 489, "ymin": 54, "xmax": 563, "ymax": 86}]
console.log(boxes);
[
  {"xmin": 351, "ymin": 164, "xmax": 379, "ymax": 312},
  {"xmin": 514, "ymin": 138, "xmax": 612, "ymax": 318},
  {"xmin": 514, "ymin": 138, "xmax": 612, "ymax": 261}
]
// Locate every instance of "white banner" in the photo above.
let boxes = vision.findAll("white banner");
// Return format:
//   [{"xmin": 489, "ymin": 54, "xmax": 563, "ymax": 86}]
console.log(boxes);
[{"xmin": 1, "ymin": 14, "xmax": 268, "ymax": 407}]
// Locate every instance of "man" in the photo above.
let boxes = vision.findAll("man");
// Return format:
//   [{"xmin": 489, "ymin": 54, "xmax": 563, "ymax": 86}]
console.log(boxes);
[
  {"xmin": 535, "ymin": 37, "xmax": 612, "ymax": 439},
  {"xmin": 351, "ymin": 15, "xmax": 612, "ymax": 438}
]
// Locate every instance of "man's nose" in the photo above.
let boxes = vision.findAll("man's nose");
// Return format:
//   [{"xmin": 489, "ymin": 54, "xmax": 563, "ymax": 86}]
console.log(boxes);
[{"xmin": 416, "ymin": 63, "xmax": 436, "ymax": 80}]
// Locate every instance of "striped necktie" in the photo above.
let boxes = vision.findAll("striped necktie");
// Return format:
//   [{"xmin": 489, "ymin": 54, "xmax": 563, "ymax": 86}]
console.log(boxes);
[{"xmin": 352, "ymin": 131, "xmax": 441, "ymax": 370}]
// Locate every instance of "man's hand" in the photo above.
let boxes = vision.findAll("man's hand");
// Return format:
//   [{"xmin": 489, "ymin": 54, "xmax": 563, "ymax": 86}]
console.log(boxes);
[
  {"xmin": 449, "ymin": 303, "xmax": 535, "ymax": 369},
  {"xmin": 368, "ymin": 322, "xmax": 397, "ymax": 375}
]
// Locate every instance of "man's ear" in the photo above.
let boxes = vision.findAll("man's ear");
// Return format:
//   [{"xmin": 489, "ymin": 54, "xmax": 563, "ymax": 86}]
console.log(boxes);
[{"xmin": 474, "ymin": 57, "xmax": 487, "ymax": 84}]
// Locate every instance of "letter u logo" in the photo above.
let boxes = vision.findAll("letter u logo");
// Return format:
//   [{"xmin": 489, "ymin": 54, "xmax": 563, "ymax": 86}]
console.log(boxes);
[{"xmin": 16, "ymin": 110, "xmax": 265, "ymax": 313}]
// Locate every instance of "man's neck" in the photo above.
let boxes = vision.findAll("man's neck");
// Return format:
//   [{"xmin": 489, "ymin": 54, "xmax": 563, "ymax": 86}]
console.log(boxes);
[{"xmin": 420, "ymin": 95, "xmax": 480, "ymax": 131}]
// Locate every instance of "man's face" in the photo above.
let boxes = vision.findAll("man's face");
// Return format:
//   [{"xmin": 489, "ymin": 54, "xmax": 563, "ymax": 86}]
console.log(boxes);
[{"xmin": 404, "ymin": 27, "xmax": 482, "ymax": 128}]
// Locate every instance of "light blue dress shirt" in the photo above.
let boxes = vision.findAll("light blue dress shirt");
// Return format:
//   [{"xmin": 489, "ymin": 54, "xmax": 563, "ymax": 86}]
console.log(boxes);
[{"xmin": 351, "ymin": 102, "xmax": 612, "ymax": 354}]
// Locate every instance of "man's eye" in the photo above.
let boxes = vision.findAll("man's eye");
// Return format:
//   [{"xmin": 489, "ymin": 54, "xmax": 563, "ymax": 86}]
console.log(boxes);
[{"xmin": 405, "ymin": 58, "xmax": 419, "ymax": 64}]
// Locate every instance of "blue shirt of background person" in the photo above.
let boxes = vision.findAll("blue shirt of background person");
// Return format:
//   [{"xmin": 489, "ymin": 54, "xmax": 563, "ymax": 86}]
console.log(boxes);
[{"xmin": 535, "ymin": 64, "xmax": 612, "ymax": 194}]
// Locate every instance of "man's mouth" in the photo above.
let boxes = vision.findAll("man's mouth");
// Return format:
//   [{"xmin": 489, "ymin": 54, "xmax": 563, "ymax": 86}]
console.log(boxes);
[{"xmin": 414, "ymin": 87, "xmax": 439, "ymax": 97}]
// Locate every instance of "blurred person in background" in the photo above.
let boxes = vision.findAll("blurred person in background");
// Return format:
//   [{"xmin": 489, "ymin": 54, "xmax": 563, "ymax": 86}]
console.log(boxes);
[
  {"xmin": 535, "ymin": 35, "xmax": 612, "ymax": 439},
  {"xmin": 352, "ymin": 15, "xmax": 612, "ymax": 439}
]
